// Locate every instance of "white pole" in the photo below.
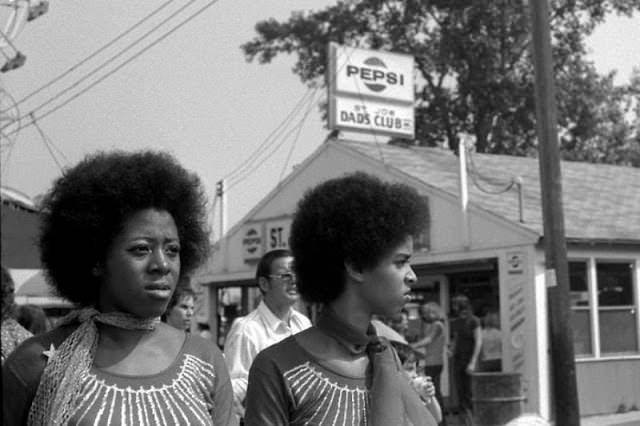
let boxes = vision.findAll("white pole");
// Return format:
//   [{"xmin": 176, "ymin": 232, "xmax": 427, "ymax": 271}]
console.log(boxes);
[
  {"xmin": 217, "ymin": 179, "xmax": 228, "ymax": 271},
  {"xmin": 458, "ymin": 135, "xmax": 470, "ymax": 249}
]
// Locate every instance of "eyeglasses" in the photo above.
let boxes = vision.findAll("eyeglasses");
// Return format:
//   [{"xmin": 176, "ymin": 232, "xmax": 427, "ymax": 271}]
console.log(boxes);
[{"xmin": 268, "ymin": 272, "xmax": 296, "ymax": 283}]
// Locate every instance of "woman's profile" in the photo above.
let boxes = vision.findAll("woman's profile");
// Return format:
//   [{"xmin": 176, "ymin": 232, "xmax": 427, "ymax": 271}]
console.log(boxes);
[{"xmin": 244, "ymin": 172, "xmax": 440, "ymax": 426}]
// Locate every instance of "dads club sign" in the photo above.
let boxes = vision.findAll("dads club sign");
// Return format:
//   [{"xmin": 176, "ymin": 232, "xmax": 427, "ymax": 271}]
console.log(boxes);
[{"xmin": 328, "ymin": 43, "xmax": 415, "ymax": 139}]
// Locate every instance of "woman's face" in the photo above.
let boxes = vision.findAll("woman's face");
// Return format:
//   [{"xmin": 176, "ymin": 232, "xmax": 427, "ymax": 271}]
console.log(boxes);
[
  {"xmin": 98, "ymin": 208, "xmax": 181, "ymax": 318},
  {"xmin": 166, "ymin": 295, "xmax": 195, "ymax": 331},
  {"xmin": 359, "ymin": 235, "xmax": 416, "ymax": 317}
]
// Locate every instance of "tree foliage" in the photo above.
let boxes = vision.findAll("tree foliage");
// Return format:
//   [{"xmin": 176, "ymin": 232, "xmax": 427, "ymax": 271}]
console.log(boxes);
[{"xmin": 242, "ymin": 0, "xmax": 640, "ymax": 166}]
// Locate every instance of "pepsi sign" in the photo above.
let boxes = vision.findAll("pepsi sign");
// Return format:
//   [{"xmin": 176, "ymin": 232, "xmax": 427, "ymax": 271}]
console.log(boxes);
[{"xmin": 330, "ymin": 44, "xmax": 414, "ymax": 103}]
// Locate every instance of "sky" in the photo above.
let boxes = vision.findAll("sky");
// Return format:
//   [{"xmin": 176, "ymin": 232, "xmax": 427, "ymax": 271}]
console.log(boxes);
[{"xmin": 1, "ymin": 1, "xmax": 639, "ymax": 240}]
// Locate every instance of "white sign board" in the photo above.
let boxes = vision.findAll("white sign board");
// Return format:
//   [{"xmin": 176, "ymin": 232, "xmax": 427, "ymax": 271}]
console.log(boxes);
[
  {"xmin": 330, "ymin": 96, "xmax": 414, "ymax": 138},
  {"xmin": 241, "ymin": 224, "xmax": 263, "ymax": 261},
  {"xmin": 265, "ymin": 219, "xmax": 292, "ymax": 251},
  {"xmin": 330, "ymin": 44, "xmax": 414, "ymax": 103}
]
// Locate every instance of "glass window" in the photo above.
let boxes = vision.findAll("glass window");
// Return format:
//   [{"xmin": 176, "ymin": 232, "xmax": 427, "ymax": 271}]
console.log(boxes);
[
  {"xmin": 599, "ymin": 310, "xmax": 638, "ymax": 354},
  {"xmin": 569, "ymin": 261, "xmax": 589, "ymax": 307},
  {"xmin": 597, "ymin": 261, "xmax": 637, "ymax": 354},
  {"xmin": 597, "ymin": 262, "xmax": 634, "ymax": 306},
  {"xmin": 570, "ymin": 310, "xmax": 592, "ymax": 356},
  {"xmin": 569, "ymin": 261, "xmax": 591, "ymax": 355}
]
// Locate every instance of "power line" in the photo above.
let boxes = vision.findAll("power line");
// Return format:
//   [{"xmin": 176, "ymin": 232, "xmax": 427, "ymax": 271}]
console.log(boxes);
[
  {"xmin": 277, "ymin": 90, "xmax": 317, "ymax": 183},
  {"xmin": 32, "ymin": 115, "xmax": 64, "ymax": 172},
  {"xmin": 465, "ymin": 145, "xmax": 517, "ymax": 194},
  {"xmin": 6, "ymin": 0, "xmax": 177, "ymax": 110},
  {"xmin": 227, "ymin": 115, "xmax": 313, "ymax": 191},
  {"xmin": 223, "ymin": 46, "xmax": 359, "ymax": 189},
  {"xmin": 221, "ymin": 85, "xmax": 318, "ymax": 182},
  {"xmin": 9, "ymin": 0, "xmax": 199, "ymax": 120},
  {"xmin": 3, "ymin": 0, "xmax": 222, "ymax": 137},
  {"xmin": 31, "ymin": 115, "xmax": 69, "ymax": 164}
]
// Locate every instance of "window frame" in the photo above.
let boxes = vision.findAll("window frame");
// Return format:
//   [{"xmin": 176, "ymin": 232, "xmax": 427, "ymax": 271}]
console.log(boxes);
[{"xmin": 568, "ymin": 256, "xmax": 640, "ymax": 360}]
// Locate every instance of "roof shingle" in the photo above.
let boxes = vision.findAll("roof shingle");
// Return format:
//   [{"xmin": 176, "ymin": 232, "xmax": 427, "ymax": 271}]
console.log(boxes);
[{"xmin": 340, "ymin": 140, "xmax": 640, "ymax": 242}]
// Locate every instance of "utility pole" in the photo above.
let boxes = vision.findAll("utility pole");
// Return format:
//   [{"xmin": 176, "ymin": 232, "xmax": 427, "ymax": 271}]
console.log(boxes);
[{"xmin": 528, "ymin": 0, "xmax": 580, "ymax": 424}]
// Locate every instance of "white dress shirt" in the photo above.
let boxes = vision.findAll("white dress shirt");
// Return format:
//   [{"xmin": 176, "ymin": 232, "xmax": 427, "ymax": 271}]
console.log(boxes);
[{"xmin": 223, "ymin": 300, "xmax": 311, "ymax": 412}]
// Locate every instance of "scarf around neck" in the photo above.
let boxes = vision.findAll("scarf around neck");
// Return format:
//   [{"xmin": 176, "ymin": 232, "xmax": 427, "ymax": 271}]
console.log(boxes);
[
  {"xmin": 28, "ymin": 307, "xmax": 160, "ymax": 426},
  {"xmin": 316, "ymin": 307, "xmax": 437, "ymax": 426}
]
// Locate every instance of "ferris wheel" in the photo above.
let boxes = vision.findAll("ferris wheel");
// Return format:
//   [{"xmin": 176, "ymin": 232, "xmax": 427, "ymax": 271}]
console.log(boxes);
[{"xmin": 1, "ymin": 0, "xmax": 48, "ymax": 72}]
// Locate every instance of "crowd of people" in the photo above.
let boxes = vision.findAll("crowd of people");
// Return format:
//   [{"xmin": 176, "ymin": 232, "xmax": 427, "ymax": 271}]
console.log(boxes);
[{"xmin": 1, "ymin": 148, "xmax": 511, "ymax": 425}]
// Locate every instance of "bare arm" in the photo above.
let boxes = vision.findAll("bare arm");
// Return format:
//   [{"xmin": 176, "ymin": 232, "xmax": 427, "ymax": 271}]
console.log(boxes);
[
  {"xmin": 411, "ymin": 322, "xmax": 443, "ymax": 350},
  {"xmin": 467, "ymin": 325, "xmax": 483, "ymax": 373}
]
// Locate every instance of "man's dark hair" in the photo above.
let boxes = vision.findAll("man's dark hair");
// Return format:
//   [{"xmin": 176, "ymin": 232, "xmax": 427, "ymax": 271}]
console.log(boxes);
[{"xmin": 255, "ymin": 249, "xmax": 292, "ymax": 294}]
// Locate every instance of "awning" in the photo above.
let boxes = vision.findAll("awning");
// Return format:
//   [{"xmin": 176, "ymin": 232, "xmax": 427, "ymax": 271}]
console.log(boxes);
[{"xmin": 1, "ymin": 186, "xmax": 43, "ymax": 269}]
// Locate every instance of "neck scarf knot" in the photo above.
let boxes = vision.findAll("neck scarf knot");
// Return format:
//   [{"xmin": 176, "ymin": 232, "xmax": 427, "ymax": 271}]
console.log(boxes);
[
  {"xmin": 28, "ymin": 308, "xmax": 160, "ymax": 426},
  {"xmin": 316, "ymin": 307, "xmax": 437, "ymax": 426}
]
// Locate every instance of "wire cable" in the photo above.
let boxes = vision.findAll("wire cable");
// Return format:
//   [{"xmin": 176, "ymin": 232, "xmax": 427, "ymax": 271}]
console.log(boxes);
[
  {"xmin": 221, "ymin": 85, "xmax": 318, "ymax": 182},
  {"xmin": 3, "ymin": 0, "xmax": 222, "ymax": 137},
  {"xmin": 6, "ymin": 0, "xmax": 177, "ymax": 110},
  {"xmin": 32, "ymin": 114, "xmax": 69, "ymax": 165},
  {"xmin": 32, "ymin": 115, "xmax": 64, "ymax": 172},
  {"xmin": 8, "ymin": 0, "xmax": 199, "ymax": 121},
  {"xmin": 277, "ymin": 89, "xmax": 317, "ymax": 183},
  {"xmin": 226, "ymin": 115, "xmax": 311, "ymax": 191},
  {"xmin": 466, "ymin": 145, "xmax": 516, "ymax": 194},
  {"xmin": 222, "ymin": 45, "xmax": 358, "ymax": 189}
]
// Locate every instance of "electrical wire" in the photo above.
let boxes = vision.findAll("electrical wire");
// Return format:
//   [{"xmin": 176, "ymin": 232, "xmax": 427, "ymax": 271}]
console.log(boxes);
[
  {"xmin": 32, "ymin": 114, "xmax": 69, "ymax": 165},
  {"xmin": 221, "ymin": 85, "xmax": 318, "ymax": 182},
  {"xmin": 6, "ymin": 0, "xmax": 177, "ymax": 110},
  {"xmin": 222, "ymin": 45, "xmax": 359, "ymax": 190},
  {"xmin": 7, "ymin": 0, "xmax": 199, "ymax": 122},
  {"xmin": 465, "ymin": 145, "xmax": 516, "ymax": 194},
  {"xmin": 32, "ymin": 115, "xmax": 64, "ymax": 172},
  {"xmin": 3, "ymin": 0, "xmax": 222, "ymax": 137},
  {"xmin": 277, "ymin": 89, "xmax": 318, "ymax": 183}
]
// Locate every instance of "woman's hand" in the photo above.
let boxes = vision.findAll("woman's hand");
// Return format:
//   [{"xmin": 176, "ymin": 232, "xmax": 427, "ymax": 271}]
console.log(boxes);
[
  {"xmin": 409, "ymin": 375, "xmax": 435, "ymax": 400},
  {"xmin": 466, "ymin": 359, "xmax": 477, "ymax": 374}
]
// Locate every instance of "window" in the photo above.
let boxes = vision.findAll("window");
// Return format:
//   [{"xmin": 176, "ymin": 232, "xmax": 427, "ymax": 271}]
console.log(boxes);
[
  {"xmin": 597, "ymin": 261, "xmax": 637, "ymax": 354},
  {"xmin": 569, "ymin": 258, "xmax": 639, "ymax": 358},
  {"xmin": 569, "ymin": 261, "xmax": 591, "ymax": 356}
]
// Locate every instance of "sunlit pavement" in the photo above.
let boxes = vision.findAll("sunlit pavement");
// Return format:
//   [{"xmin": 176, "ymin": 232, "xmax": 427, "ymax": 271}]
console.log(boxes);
[{"xmin": 442, "ymin": 410, "xmax": 640, "ymax": 425}]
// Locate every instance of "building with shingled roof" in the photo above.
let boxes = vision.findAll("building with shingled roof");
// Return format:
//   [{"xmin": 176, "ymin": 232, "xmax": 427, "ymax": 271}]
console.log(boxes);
[{"xmin": 194, "ymin": 137, "xmax": 640, "ymax": 419}]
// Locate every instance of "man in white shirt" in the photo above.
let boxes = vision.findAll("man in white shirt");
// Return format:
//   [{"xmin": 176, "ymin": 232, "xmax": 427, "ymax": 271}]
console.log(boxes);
[{"xmin": 223, "ymin": 249, "xmax": 311, "ymax": 418}]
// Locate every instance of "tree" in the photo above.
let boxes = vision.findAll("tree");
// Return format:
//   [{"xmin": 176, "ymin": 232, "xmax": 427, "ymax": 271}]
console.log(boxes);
[{"xmin": 242, "ymin": 0, "xmax": 640, "ymax": 165}]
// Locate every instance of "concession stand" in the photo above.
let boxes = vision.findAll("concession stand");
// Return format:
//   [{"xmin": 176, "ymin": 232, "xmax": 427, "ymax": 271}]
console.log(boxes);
[{"xmin": 193, "ymin": 137, "xmax": 640, "ymax": 419}]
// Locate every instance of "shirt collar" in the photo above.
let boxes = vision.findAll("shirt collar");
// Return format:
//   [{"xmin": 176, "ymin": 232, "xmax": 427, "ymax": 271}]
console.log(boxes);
[{"xmin": 257, "ymin": 300, "xmax": 291, "ymax": 332}]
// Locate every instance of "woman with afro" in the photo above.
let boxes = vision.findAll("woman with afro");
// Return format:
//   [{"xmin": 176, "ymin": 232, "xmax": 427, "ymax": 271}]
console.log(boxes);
[
  {"xmin": 2, "ymin": 150, "xmax": 236, "ymax": 425},
  {"xmin": 244, "ymin": 172, "xmax": 440, "ymax": 426}
]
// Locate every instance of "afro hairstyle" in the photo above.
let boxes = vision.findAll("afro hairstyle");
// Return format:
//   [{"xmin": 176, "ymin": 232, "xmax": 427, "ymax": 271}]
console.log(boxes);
[
  {"xmin": 290, "ymin": 172, "xmax": 429, "ymax": 304},
  {"xmin": 39, "ymin": 150, "xmax": 209, "ymax": 307}
]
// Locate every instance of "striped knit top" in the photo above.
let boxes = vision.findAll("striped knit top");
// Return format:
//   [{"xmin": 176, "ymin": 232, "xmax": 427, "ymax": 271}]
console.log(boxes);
[
  {"xmin": 244, "ymin": 334, "xmax": 370, "ymax": 426},
  {"xmin": 1, "ymin": 326, "xmax": 236, "ymax": 426}
]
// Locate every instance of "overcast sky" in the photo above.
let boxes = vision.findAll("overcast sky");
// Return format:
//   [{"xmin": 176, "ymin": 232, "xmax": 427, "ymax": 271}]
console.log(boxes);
[{"xmin": 1, "ymin": 1, "xmax": 638, "ymax": 237}]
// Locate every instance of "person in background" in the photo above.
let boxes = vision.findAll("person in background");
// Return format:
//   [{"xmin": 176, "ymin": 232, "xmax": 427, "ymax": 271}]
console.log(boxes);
[
  {"xmin": 450, "ymin": 294, "xmax": 482, "ymax": 426},
  {"xmin": 16, "ymin": 304, "xmax": 49, "ymax": 335},
  {"xmin": 244, "ymin": 172, "xmax": 440, "ymax": 426},
  {"xmin": 412, "ymin": 301, "xmax": 447, "ymax": 426},
  {"xmin": 480, "ymin": 310, "xmax": 502, "ymax": 372},
  {"xmin": 162, "ymin": 282, "xmax": 195, "ymax": 332},
  {"xmin": 1, "ymin": 266, "xmax": 32, "ymax": 365},
  {"xmin": 223, "ymin": 249, "xmax": 311, "ymax": 421},
  {"xmin": 2, "ymin": 150, "xmax": 236, "ymax": 426},
  {"xmin": 388, "ymin": 307, "xmax": 410, "ymax": 339}
]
